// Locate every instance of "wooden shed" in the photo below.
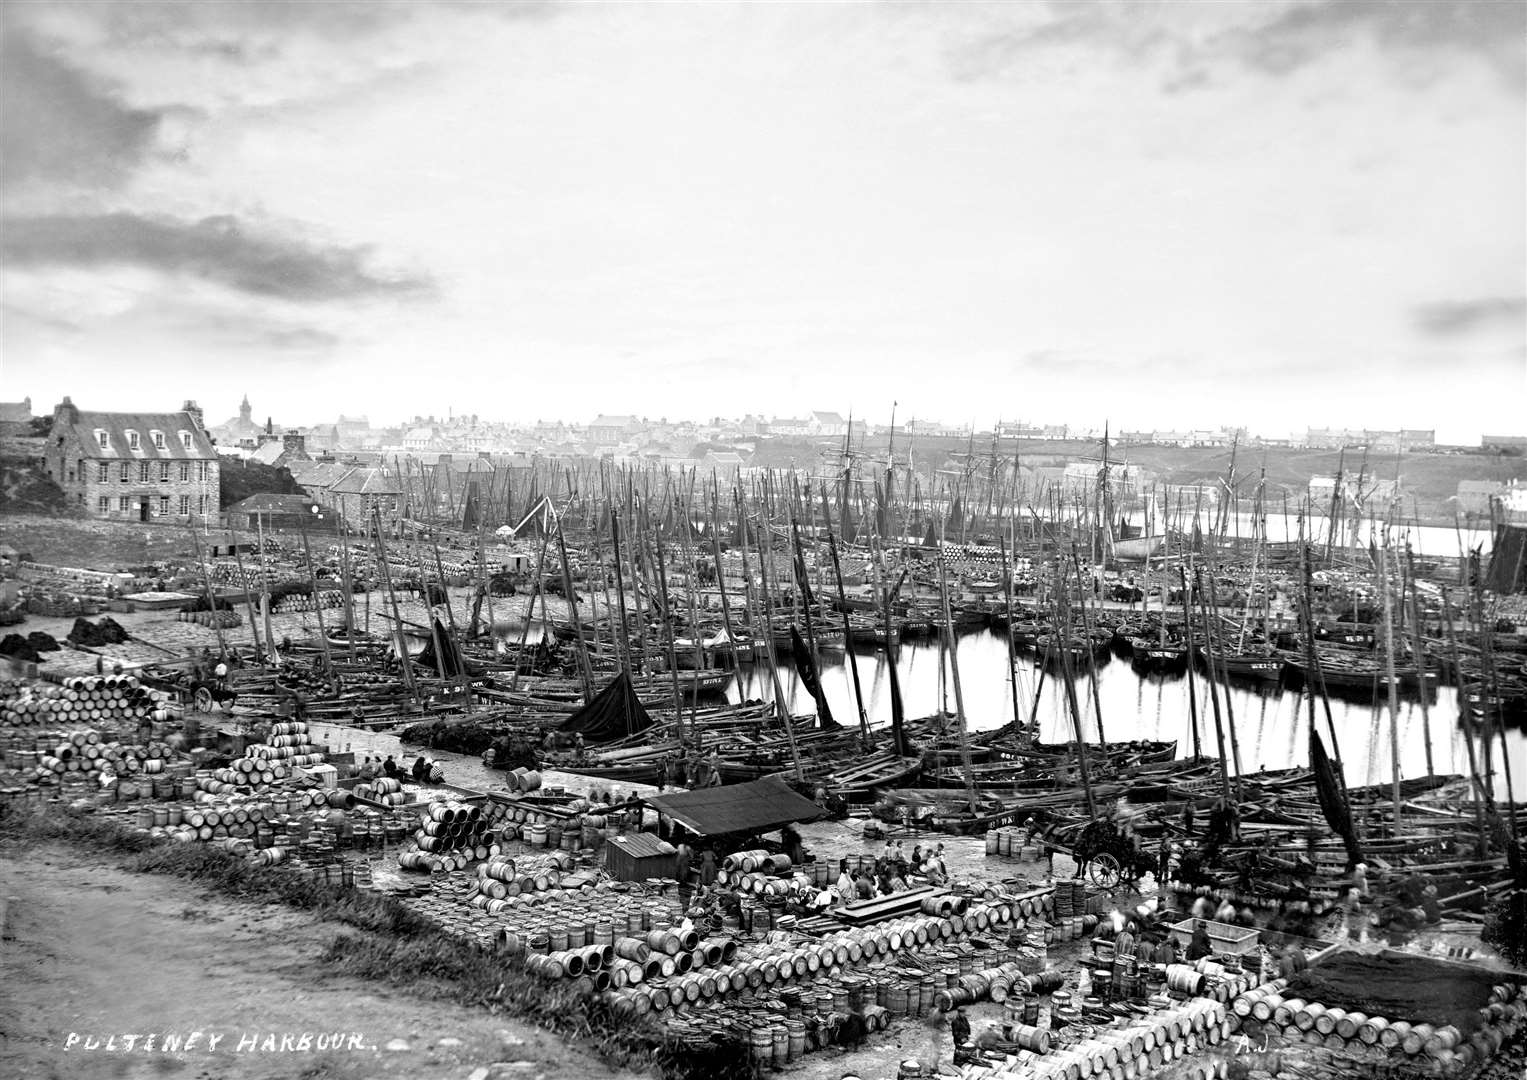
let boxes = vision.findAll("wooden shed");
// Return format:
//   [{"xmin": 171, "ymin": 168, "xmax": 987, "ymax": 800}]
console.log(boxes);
[{"xmin": 604, "ymin": 831, "xmax": 677, "ymax": 883}]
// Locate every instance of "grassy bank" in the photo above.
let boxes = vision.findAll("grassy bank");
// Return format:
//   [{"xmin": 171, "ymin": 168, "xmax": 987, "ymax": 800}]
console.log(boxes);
[{"xmin": 0, "ymin": 805, "xmax": 751, "ymax": 1080}]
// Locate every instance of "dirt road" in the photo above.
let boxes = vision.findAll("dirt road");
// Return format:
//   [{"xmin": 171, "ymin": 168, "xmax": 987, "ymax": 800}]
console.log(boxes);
[{"xmin": 0, "ymin": 845, "xmax": 630, "ymax": 1080}]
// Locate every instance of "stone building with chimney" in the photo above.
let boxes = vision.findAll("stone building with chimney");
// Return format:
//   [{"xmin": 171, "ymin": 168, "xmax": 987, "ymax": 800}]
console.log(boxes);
[{"xmin": 44, "ymin": 398, "xmax": 221, "ymax": 523}]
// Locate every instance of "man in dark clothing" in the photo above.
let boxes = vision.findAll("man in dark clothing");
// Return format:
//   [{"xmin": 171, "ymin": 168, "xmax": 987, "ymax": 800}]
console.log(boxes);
[
  {"xmin": 382, "ymin": 756, "xmax": 400, "ymax": 780},
  {"xmin": 1182, "ymin": 801, "xmax": 1196, "ymax": 836},
  {"xmin": 950, "ymin": 1007, "xmax": 971, "ymax": 1050}
]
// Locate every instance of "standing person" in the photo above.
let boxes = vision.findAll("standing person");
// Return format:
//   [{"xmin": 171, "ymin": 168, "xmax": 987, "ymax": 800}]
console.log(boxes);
[
  {"xmin": 674, "ymin": 842, "xmax": 694, "ymax": 909},
  {"xmin": 658, "ymin": 753, "xmax": 673, "ymax": 792},
  {"xmin": 1182, "ymin": 801, "xmax": 1196, "ymax": 836},
  {"xmin": 1158, "ymin": 834, "xmax": 1173, "ymax": 886},
  {"xmin": 699, "ymin": 848, "xmax": 718, "ymax": 888},
  {"xmin": 924, "ymin": 1001, "xmax": 950, "ymax": 1073},
  {"xmin": 950, "ymin": 1006, "xmax": 971, "ymax": 1054}
]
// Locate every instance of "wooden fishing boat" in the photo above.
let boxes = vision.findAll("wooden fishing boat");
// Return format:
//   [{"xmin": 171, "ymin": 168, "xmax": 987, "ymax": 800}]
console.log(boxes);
[{"xmin": 819, "ymin": 751, "xmax": 923, "ymax": 799}]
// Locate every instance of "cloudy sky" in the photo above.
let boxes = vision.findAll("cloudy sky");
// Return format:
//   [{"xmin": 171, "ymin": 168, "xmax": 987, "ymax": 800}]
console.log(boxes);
[{"xmin": 2, "ymin": 1, "xmax": 1523, "ymax": 441}]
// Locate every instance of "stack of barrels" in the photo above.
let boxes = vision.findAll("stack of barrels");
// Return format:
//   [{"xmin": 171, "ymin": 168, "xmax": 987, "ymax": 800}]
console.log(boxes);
[
  {"xmin": 1, "ymin": 675, "xmax": 172, "ymax": 729},
  {"xmin": 404, "ymin": 800, "xmax": 491, "ymax": 863},
  {"xmin": 1228, "ymin": 978, "xmax": 1525, "ymax": 1074},
  {"xmin": 32, "ymin": 731, "xmax": 181, "ymax": 785},
  {"xmin": 986, "ymin": 826, "xmax": 1045, "ymax": 862}
]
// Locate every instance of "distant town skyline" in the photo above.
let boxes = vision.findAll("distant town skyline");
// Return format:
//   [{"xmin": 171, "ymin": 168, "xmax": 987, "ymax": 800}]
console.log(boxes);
[{"xmin": 3, "ymin": 3, "xmax": 1523, "ymax": 444}]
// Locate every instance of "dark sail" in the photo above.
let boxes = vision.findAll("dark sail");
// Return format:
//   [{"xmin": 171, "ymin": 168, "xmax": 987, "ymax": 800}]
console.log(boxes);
[
  {"xmin": 789, "ymin": 625, "xmax": 838, "ymax": 729},
  {"xmin": 1311, "ymin": 729, "xmax": 1363, "ymax": 870}
]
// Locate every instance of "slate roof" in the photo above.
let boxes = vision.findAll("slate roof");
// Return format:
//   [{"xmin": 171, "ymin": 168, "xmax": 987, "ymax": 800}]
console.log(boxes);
[
  {"xmin": 58, "ymin": 409, "xmax": 217, "ymax": 459},
  {"xmin": 330, "ymin": 466, "xmax": 402, "ymax": 495}
]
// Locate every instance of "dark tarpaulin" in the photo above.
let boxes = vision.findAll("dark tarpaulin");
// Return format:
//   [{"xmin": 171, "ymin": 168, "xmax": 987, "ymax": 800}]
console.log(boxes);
[
  {"xmin": 557, "ymin": 669, "xmax": 654, "ymax": 743},
  {"xmin": 645, "ymin": 775, "xmax": 824, "ymax": 837},
  {"xmin": 1311, "ymin": 729, "xmax": 1363, "ymax": 871},
  {"xmin": 1485, "ymin": 525, "xmax": 1527, "ymax": 594},
  {"xmin": 416, "ymin": 619, "xmax": 464, "ymax": 678},
  {"xmin": 789, "ymin": 624, "xmax": 838, "ymax": 729}
]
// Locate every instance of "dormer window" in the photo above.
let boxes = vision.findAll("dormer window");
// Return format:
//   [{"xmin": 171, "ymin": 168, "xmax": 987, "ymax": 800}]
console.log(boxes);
[
  {"xmin": 180, "ymin": 431, "xmax": 193, "ymax": 450},
  {"xmin": 127, "ymin": 431, "xmax": 140, "ymax": 451},
  {"xmin": 96, "ymin": 429, "xmax": 110, "ymax": 450},
  {"xmin": 151, "ymin": 430, "xmax": 166, "ymax": 450}
]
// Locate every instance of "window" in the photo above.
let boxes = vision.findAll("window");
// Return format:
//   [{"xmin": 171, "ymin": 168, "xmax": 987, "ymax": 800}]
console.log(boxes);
[
  {"xmin": 119, "ymin": 462, "xmax": 130, "ymax": 483},
  {"xmin": 97, "ymin": 462, "xmax": 109, "ymax": 482},
  {"xmin": 139, "ymin": 461, "xmax": 151, "ymax": 482},
  {"xmin": 119, "ymin": 496, "xmax": 131, "ymax": 512},
  {"xmin": 180, "ymin": 431, "xmax": 193, "ymax": 450},
  {"xmin": 179, "ymin": 495, "xmax": 190, "ymax": 516},
  {"xmin": 98, "ymin": 495, "xmax": 110, "ymax": 514},
  {"xmin": 127, "ymin": 431, "xmax": 140, "ymax": 451},
  {"xmin": 159, "ymin": 495, "xmax": 169, "ymax": 516},
  {"xmin": 159, "ymin": 462, "xmax": 170, "ymax": 483},
  {"xmin": 178, "ymin": 462, "xmax": 189, "ymax": 482},
  {"xmin": 96, "ymin": 430, "xmax": 109, "ymax": 450},
  {"xmin": 198, "ymin": 461, "xmax": 209, "ymax": 482},
  {"xmin": 198, "ymin": 494, "xmax": 207, "ymax": 515},
  {"xmin": 151, "ymin": 430, "xmax": 166, "ymax": 450}
]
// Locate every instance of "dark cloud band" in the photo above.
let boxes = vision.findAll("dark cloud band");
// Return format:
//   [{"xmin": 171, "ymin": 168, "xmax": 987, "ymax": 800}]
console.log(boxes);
[{"xmin": 0, "ymin": 212, "xmax": 432, "ymax": 303}]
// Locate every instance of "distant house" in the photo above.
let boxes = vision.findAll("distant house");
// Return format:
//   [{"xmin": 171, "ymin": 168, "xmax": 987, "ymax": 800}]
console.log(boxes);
[
  {"xmin": 768, "ymin": 417, "xmax": 812, "ymax": 437},
  {"xmin": 1456, "ymin": 480, "xmax": 1506, "ymax": 515},
  {"xmin": 402, "ymin": 426, "xmax": 443, "ymax": 451},
  {"xmin": 0, "ymin": 396, "xmax": 33, "ymax": 436},
  {"xmin": 225, "ymin": 493, "xmax": 333, "ymax": 530},
  {"xmin": 250, "ymin": 432, "xmax": 310, "ymax": 470},
  {"xmin": 808, "ymin": 411, "xmax": 848, "ymax": 438},
  {"xmin": 327, "ymin": 466, "xmax": 404, "ymax": 528},
  {"xmin": 1483, "ymin": 435, "xmax": 1527, "ymax": 453},
  {"xmin": 701, "ymin": 451, "xmax": 746, "ymax": 475},
  {"xmin": 43, "ymin": 397, "xmax": 220, "ymax": 523},
  {"xmin": 588, "ymin": 415, "xmax": 639, "ymax": 446}
]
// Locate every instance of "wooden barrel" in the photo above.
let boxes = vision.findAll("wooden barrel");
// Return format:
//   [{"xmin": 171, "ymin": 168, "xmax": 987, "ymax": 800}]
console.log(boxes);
[
  {"xmin": 1384, "ymin": 1020, "xmax": 1413, "ymax": 1051},
  {"xmin": 1166, "ymin": 965, "xmax": 1205, "ymax": 996},
  {"xmin": 1012, "ymin": 1023, "xmax": 1051, "ymax": 1054},
  {"xmin": 749, "ymin": 1028, "xmax": 772, "ymax": 1062},
  {"xmin": 1358, "ymin": 1015, "xmax": 1388, "ymax": 1045}
]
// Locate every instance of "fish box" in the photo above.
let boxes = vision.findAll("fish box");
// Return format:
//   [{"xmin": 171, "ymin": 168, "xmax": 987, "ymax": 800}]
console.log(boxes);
[{"xmin": 1168, "ymin": 917, "xmax": 1259, "ymax": 956}]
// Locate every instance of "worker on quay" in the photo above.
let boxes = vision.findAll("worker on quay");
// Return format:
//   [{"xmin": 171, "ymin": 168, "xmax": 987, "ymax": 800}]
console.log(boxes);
[
  {"xmin": 358, "ymin": 756, "xmax": 378, "ymax": 782},
  {"xmin": 674, "ymin": 842, "xmax": 694, "ymax": 908},
  {"xmin": 1186, "ymin": 921, "xmax": 1213, "ymax": 962},
  {"xmin": 950, "ymin": 1007, "xmax": 971, "ymax": 1054},
  {"xmin": 924, "ymin": 1001, "xmax": 951, "ymax": 1073},
  {"xmin": 573, "ymin": 733, "xmax": 586, "ymax": 762}
]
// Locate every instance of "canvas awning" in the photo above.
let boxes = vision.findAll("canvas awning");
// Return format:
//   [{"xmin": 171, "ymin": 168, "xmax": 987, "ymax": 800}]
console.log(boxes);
[{"xmin": 644, "ymin": 776, "xmax": 824, "ymax": 837}]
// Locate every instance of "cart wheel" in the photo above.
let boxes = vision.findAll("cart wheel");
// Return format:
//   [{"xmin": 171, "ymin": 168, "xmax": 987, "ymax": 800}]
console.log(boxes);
[
  {"xmin": 1089, "ymin": 852, "xmax": 1121, "ymax": 888},
  {"xmin": 194, "ymin": 686, "xmax": 213, "ymax": 713}
]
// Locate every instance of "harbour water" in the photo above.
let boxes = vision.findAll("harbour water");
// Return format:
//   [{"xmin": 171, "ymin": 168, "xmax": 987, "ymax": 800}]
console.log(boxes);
[{"xmin": 725, "ymin": 630, "xmax": 1527, "ymax": 790}]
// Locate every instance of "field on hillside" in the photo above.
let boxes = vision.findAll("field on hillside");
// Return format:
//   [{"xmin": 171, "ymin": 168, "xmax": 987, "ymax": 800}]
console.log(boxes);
[
  {"xmin": 749, "ymin": 436, "xmax": 1523, "ymax": 518},
  {"xmin": 0, "ymin": 516, "xmax": 252, "ymax": 571}
]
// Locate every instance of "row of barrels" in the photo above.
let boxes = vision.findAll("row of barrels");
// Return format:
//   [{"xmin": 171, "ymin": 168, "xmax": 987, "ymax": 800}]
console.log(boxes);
[
  {"xmin": 1230, "ymin": 980, "xmax": 1525, "ymax": 1072},
  {"xmin": 993, "ymin": 998, "xmax": 1235, "ymax": 1080},
  {"xmin": 4, "ymin": 679, "xmax": 172, "ymax": 729},
  {"xmin": 602, "ymin": 895, "xmax": 1029, "ymax": 1022},
  {"xmin": 176, "ymin": 610, "xmax": 242, "ymax": 627}
]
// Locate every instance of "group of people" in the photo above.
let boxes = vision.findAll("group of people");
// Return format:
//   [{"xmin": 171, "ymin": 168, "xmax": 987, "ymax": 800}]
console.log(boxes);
[
  {"xmin": 657, "ymin": 746, "xmax": 723, "ymax": 790},
  {"xmin": 354, "ymin": 754, "xmax": 443, "ymax": 785}
]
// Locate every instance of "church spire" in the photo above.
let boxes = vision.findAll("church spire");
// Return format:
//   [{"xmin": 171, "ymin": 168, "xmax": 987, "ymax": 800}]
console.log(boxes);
[{"xmin": 239, "ymin": 393, "xmax": 252, "ymax": 421}]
